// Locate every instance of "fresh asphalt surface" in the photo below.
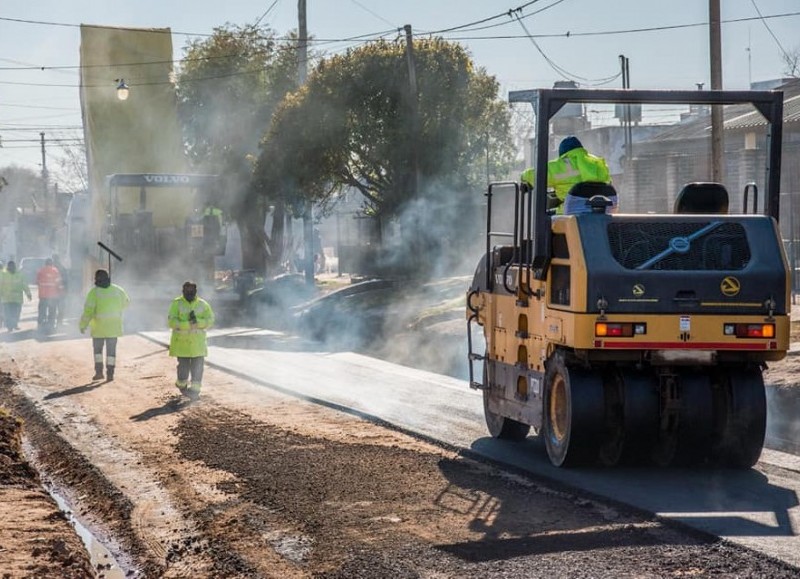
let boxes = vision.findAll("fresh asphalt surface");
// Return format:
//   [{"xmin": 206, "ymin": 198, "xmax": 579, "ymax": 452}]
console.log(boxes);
[{"xmin": 143, "ymin": 327, "xmax": 800, "ymax": 569}]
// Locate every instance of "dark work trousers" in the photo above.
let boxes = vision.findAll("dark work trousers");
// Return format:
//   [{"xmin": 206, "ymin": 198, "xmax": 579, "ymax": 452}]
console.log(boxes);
[
  {"xmin": 92, "ymin": 337, "xmax": 118, "ymax": 369},
  {"xmin": 177, "ymin": 357, "xmax": 205, "ymax": 388},
  {"xmin": 38, "ymin": 298, "xmax": 56, "ymax": 328},
  {"xmin": 4, "ymin": 302, "xmax": 21, "ymax": 330}
]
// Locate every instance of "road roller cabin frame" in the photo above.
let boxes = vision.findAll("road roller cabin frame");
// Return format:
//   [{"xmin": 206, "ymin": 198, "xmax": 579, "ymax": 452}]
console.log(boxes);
[{"xmin": 466, "ymin": 87, "xmax": 789, "ymax": 468}]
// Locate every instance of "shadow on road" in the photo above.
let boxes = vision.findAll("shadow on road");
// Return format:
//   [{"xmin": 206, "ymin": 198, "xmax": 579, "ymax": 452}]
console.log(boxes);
[
  {"xmin": 468, "ymin": 436, "xmax": 800, "ymax": 539},
  {"xmin": 44, "ymin": 382, "xmax": 103, "ymax": 400},
  {"xmin": 130, "ymin": 397, "xmax": 193, "ymax": 422},
  {"xmin": 433, "ymin": 455, "xmax": 682, "ymax": 562}
]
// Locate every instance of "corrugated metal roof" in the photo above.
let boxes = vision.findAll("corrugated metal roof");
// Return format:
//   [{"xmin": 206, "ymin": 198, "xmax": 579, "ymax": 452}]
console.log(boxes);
[
  {"xmin": 726, "ymin": 93, "xmax": 800, "ymax": 129},
  {"xmin": 645, "ymin": 80, "xmax": 800, "ymax": 142}
]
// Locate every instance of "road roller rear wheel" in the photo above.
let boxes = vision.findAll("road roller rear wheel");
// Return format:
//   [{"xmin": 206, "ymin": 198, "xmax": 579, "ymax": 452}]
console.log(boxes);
[
  {"xmin": 482, "ymin": 365, "xmax": 530, "ymax": 441},
  {"xmin": 597, "ymin": 369, "xmax": 624, "ymax": 467},
  {"xmin": 712, "ymin": 368, "xmax": 766, "ymax": 468},
  {"xmin": 543, "ymin": 352, "xmax": 605, "ymax": 467},
  {"xmin": 673, "ymin": 372, "xmax": 714, "ymax": 465},
  {"xmin": 652, "ymin": 372, "xmax": 713, "ymax": 466},
  {"xmin": 619, "ymin": 370, "xmax": 660, "ymax": 465}
]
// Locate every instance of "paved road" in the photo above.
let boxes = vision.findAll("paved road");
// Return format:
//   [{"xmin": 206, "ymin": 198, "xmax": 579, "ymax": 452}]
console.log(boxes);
[{"xmin": 143, "ymin": 327, "xmax": 800, "ymax": 568}]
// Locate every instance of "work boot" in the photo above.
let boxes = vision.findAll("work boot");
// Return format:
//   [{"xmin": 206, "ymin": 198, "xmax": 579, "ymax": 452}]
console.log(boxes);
[
  {"xmin": 106, "ymin": 366, "xmax": 115, "ymax": 382},
  {"xmin": 92, "ymin": 363, "xmax": 104, "ymax": 381},
  {"xmin": 175, "ymin": 380, "xmax": 189, "ymax": 395},
  {"xmin": 186, "ymin": 383, "xmax": 202, "ymax": 401}
]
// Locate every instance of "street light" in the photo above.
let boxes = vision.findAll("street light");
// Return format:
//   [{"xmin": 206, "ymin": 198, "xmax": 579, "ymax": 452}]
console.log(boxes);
[{"xmin": 115, "ymin": 78, "xmax": 130, "ymax": 101}]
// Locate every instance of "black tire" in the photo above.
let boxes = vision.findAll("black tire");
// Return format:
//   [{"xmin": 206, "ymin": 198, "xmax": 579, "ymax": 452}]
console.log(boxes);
[
  {"xmin": 483, "ymin": 389, "xmax": 531, "ymax": 441},
  {"xmin": 673, "ymin": 372, "xmax": 714, "ymax": 465},
  {"xmin": 599, "ymin": 370, "xmax": 659, "ymax": 466},
  {"xmin": 542, "ymin": 352, "xmax": 605, "ymax": 467},
  {"xmin": 482, "ymin": 365, "xmax": 530, "ymax": 441},
  {"xmin": 597, "ymin": 369, "xmax": 624, "ymax": 467},
  {"xmin": 652, "ymin": 372, "xmax": 714, "ymax": 466},
  {"xmin": 712, "ymin": 368, "xmax": 766, "ymax": 468}
]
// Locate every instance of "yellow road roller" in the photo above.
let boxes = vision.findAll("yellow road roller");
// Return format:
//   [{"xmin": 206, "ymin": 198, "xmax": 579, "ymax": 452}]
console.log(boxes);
[{"xmin": 467, "ymin": 88, "xmax": 790, "ymax": 467}]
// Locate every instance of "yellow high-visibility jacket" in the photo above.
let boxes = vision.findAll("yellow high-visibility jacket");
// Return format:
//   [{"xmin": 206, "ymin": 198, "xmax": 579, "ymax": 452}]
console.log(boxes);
[
  {"xmin": 0, "ymin": 271, "xmax": 31, "ymax": 303},
  {"xmin": 167, "ymin": 295, "xmax": 214, "ymax": 358},
  {"xmin": 521, "ymin": 147, "xmax": 611, "ymax": 214},
  {"xmin": 79, "ymin": 284, "xmax": 130, "ymax": 337}
]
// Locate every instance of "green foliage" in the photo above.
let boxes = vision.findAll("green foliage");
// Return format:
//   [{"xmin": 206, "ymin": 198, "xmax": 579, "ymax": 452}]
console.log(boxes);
[
  {"xmin": 0, "ymin": 165, "xmax": 44, "ymax": 225},
  {"xmin": 255, "ymin": 38, "xmax": 514, "ymax": 220},
  {"xmin": 176, "ymin": 24, "xmax": 300, "ymax": 271}
]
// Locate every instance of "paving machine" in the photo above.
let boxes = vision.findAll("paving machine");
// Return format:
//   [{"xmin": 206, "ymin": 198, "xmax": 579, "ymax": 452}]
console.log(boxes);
[
  {"xmin": 100, "ymin": 173, "xmax": 226, "ymax": 292},
  {"xmin": 466, "ymin": 88, "xmax": 790, "ymax": 467}
]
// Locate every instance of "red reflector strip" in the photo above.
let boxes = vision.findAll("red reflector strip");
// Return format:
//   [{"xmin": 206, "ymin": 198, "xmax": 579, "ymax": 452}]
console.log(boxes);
[{"xmin": 601, "ymin": 341, "xmax": 769, "ymax": 350}]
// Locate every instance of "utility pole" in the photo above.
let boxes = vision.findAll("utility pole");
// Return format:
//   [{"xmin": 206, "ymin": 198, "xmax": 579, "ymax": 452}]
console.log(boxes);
[
  {"xmin": 298, "ymin": 0, "xmax": 314, "ymax": 286},
  {"xmin": 403, "ymin": 24, "xmax": 419, "ymax": 200},
  {"xmin": 709, "ymin": 0, "xmax": 724, "ymax": 183},
  {"xmin": 403, "ymin": 24, "xmax": 421, "ymax": 266},
  {"xmin": 619, "ymin": 55, "xmax": 632, "ymax": 164},
  {"xmin": 40, "ymin": 132, "xmax": 49, "ymax": 211},
  {"xmin": 747, "ymin": 28, "xmax": 752, "ymax": 88}
]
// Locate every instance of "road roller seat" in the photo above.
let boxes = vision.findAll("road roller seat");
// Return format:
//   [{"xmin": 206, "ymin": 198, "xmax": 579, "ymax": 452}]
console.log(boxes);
[{"xmin": 674, "ymin": 182, "xmax": 729, "ymax": 214}]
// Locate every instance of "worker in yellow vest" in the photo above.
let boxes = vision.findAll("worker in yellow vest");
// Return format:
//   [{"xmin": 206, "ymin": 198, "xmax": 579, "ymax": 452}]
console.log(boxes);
[
  {"xmin": 521, "ymin": 136, "xmax": 615, "ymax": 215},
  {"xmin": 79, "ymin": 269, "xmax": 130, "ymax": 381},
  {"xmin": 168, "ymin": 280, "xmax": 214, "ymax": 401},
  {"xmin": 0, "ymin": 261, "xmax": 32, "ymax": 331}
]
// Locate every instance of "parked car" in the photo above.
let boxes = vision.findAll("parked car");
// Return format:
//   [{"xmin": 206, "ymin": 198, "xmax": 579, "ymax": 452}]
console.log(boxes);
[
  {"xmin": 294, "ymin": 278, "xmax": 403, "ymax": 347},
  {"xmin": 244, "ymin": 273, "xmax": 317, "ymax": 328}
]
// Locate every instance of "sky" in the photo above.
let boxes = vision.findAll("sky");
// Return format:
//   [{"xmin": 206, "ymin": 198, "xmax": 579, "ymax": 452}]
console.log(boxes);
[{"xmin": 0, "ymin": 0, "xmax": 798, "ymax": 179}]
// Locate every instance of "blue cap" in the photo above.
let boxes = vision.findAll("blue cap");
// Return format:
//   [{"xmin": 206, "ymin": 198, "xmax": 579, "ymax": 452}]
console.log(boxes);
[{"xmin": 558, "ymin": 136, "xmax": 583, "ymax": 156}]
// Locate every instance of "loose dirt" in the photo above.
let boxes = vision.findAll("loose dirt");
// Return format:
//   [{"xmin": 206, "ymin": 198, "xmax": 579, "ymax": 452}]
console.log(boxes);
[{"xmin": 1, "ymin": 305, "xmax": 800, "ymax": 577}]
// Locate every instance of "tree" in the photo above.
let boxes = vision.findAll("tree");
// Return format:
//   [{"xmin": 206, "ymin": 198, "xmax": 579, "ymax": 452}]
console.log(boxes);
[
  {"xmin": 0, "ymin": 165, "xmax": 43, "ymax": 225},
  {"xmin": 254, "ymin": 38, "xmax": 514, "ymax": 274},
  {"xmin": 783, "ymin": 47, "xmax": 800, "ymax": 78},
  {"xmin": 51, "ymin": 141, "xmax": 89, "ymax": 194},
  {"xmin": 176, "ymin": 24, "xmax": 299, "ymax": 273}
]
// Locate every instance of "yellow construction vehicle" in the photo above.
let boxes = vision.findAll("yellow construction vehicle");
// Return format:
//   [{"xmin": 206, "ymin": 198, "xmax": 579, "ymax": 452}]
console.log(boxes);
[{"xmin": 467, "ymin": 88, "xmax": 790, "ymax": 467}]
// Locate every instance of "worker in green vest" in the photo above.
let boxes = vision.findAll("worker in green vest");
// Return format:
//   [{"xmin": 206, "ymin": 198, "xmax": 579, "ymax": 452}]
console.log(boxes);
[
  {"xmin": 0, "ymin": 261, "xmax": 32, "ymax": 331},
  {"xmin": 79, "ymin": 269, "xmax": 130, "ymax": 381},
  {"xmin": 521, "ymin": 136, "xmax": 615, "ymax": 215},
  {"xmin": 168, "ymin": 280, "xmax": 215, "ymax": 401}
]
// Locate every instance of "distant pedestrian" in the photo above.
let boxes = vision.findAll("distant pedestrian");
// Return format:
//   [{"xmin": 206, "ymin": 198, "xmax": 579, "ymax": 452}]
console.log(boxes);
[
  {"xmin": 79, "ymin": 269, "xmax": 130, "ymax": 381},
  {"xmin": 36, "ymin": 258, "xmax": 62, "ymax": 331},
  {"xmin": 168, "ymin": 281, "xmax": 214, "ymax": 400},
  {"xmin": 0, "ymin": 261, "xmax": 32, "ymax": 331},
  {"xmin": 52, "ymin": 254, "xmax": 69, "ymax": 326}
]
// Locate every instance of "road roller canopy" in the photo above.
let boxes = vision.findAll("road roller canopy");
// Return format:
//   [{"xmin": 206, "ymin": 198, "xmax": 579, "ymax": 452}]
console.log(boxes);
[{"xmin": 505, "ymin": 87, "xmax": 787, "ymax": 271}]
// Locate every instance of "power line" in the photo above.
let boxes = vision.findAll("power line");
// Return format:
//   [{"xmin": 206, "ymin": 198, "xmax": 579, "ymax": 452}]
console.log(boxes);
[
  {"xmin": 0, "ymin": 9, "xmax": 799, "ymax": 93},
  {"xmin": 423, "ymin": 0, "xmax": 545, "ymax": 35},
  {"xmin": 0, "ymin": 138, "xmax": 84, "ymax": 143},
  {"xmin": 427, "ymin": 0, "xmax": 570, "ymax": 35},
  {"xmin": 253, "ymin": 0, "xmax": 282, "ymax": 28},
  {"xmin": 0, "ymin": 15, "xmax": 395, "ymax": 45},
  {"xmin": 442, "ymin": 11, "xmax": 800, "ymax": 40},
  {"xmin": 0, "ymin": 103, "xmax": 76, "ymax": 111},
  {"xmin": 0, "ymin": 30, "xmax": 394, "ymax": 74},
  {"xmin": 0, "ymin": 124, "xmax": 83, "ymax": 130},
  {"xmin": 513, "ymin": 11, "xmax": 621, "ymax": 85},
  {"xmin": 348, "ymin": 0, "xmax": 398, "ymax": 28},
  {"xmin": 749, "ymin": 0, "xmax": 794, "ymax": 68},
  {"xmin": 1, "ymin": 10, "xmax": 798, "ymax": 76}
]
